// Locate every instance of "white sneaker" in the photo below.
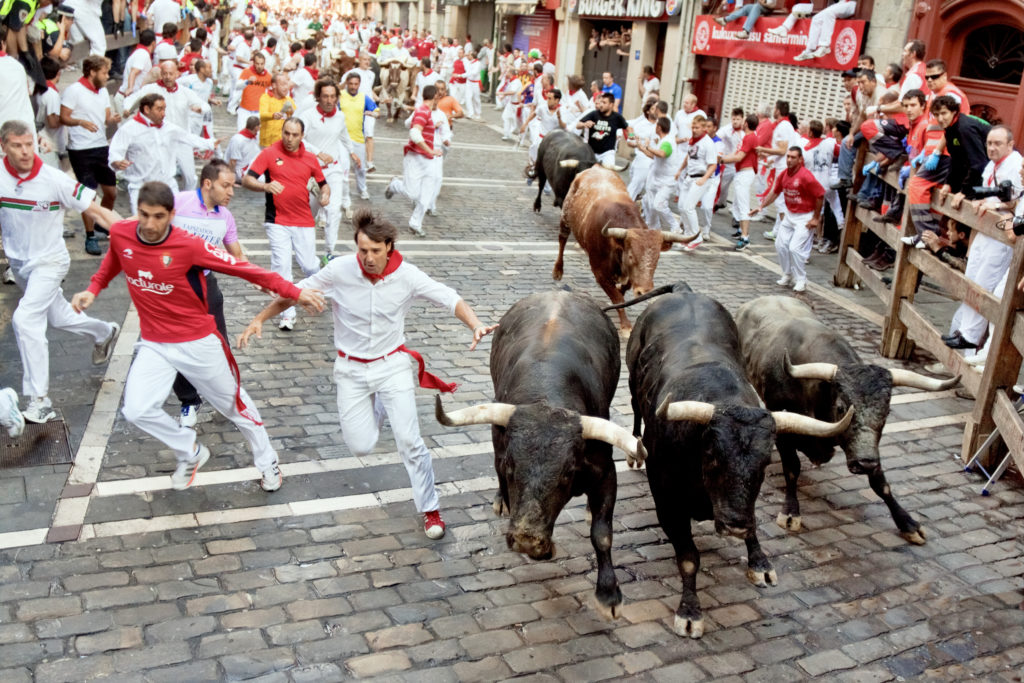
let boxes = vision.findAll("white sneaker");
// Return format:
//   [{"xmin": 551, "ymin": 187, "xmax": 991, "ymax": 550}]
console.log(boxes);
[
  {"xmin": 900, "ymin": 235, "xmax": 917, "ymax": 245},
  {"xmin": 811, "ymin": 46, "xmax": 831, "ymax": 58},
  {"xmin": 180, "ymin": 403, "xmax": 200, "ymax": 428},
  {"xmin": 92, "ymin": 323, "xmax": 120, "ymax": 365},
  {"xmin": 343, "ymin": 206, "xmax": 353, "ymax": 220},
  {"xmin": 172, "ymin": 443, "xmax": 210, "ymax": 490},
  {"xmin": 279, "ymin": 318, "xmax": 295, "ymax": 331},
  {"xmin": 766, "ymin": 26, "xmax": 788, "ymax": 37},
  {"xmin": 0, "ymin": 387, "xmax": 25, "ymax": 438},
  {"xmin": 777, "ymin": 274, "xmax": 793, "ymax": 287},
  {"xmin": 684, "ymin": 236, "xmax": 704, "ymax": 251},
  {"xmin": 260, "ymin": 465, "xmax": 283, "ymax": 492},
  {"xmin": 794, "ymin": 51, "xmax": 814, "ymax": 62},
  {"xmin": 914, "ymin": 240, "xmax": 927, "ymax": 249},
  {"xmin": 23, "ymin": 397, "xmax": 56, "ymax": 424},
  {"xmin": 2, "ymin": 267, "xmax": 14, "ymax": 284},
  {"xmin": 965, "ymin": 353, "xmax": 988, "ymax": 367},
  {"xmin": 360, "ymin": 189, "xmax": 370, "ymax": 200},
  {"xmin": 793, "ymin": 279, "xmax": 807, "ymax": 293}
]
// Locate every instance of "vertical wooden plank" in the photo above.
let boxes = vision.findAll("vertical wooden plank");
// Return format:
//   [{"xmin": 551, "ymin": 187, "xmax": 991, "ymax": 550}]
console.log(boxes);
[{"xmin": 880, "ymin": 186, "xmax": 920, "ymax": 359}]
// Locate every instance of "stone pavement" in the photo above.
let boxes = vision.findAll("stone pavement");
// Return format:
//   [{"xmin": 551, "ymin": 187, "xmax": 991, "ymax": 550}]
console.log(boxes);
[{"xmin": 0, "ymin": 95, "xmax": 1022, "ymax": 681}]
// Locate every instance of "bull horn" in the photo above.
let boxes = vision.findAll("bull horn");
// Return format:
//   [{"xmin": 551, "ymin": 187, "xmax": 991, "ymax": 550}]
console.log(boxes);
[
  {"xmin": 601, "ymin": 226, "xmax": 629, "ymax": 240},
  {"xmin": 579, "ymin": 416, "xmax": 647, "ymax": 467},
  {"xmin": 784, "ymin": 351, "xmax": 839, "ymax": 381},
  {"xmin": 772, "ymin": 406, "xmax": 854, "ymax": 436},
  {"xmin": 435, "ymin": 396, "xmax": 516, "ymax": 427},
  {"xmin": 601, "ymin": 158, "xmax": 632, "ymax": 173},
  {"xmin": 889, "ymin": 368, "xmax": 962, "ymax": 391},
  {"xmin": 559, "ymin": 159, "xmax": 580, "ymax": 169},
  {"xmin": 656, "ymin": 395, "xmax": 715, "ymax": 424},
  {"xmin": 660, "ymin": 231, "xmax": 700, "ymax": 244}
]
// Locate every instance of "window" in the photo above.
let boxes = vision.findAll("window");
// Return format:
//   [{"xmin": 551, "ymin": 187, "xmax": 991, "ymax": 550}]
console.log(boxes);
[{"xmin": 960, "ymin": 25, "xmax": 1024, "ymax": 85}]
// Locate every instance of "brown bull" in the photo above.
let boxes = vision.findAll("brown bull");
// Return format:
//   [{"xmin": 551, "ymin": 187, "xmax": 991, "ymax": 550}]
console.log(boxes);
[{"xmin": 552, "ymin": 167, "xmax": 695, "ymax": 331}]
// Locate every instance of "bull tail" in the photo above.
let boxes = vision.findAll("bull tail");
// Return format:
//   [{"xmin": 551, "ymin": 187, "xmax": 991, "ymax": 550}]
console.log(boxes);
[{"xmin": 601, "ymin": 281, "xmax": 692, "ymax": 311}]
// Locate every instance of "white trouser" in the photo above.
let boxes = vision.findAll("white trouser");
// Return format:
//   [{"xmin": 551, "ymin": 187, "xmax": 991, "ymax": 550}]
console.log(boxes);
[
  {"xmin": 389, "ymin": 152, "xmax": 438, "ymax": 232},
  {"xmin": 334, "ymin": 353, "xmax": 439, "ymax": 512},
  {"xmin": 955, "ymin": 234, "xmax": 1013, "ymax": 344},
  {"xmin": 363, "ymin": 114, "xmax": 375, "ymax": 140},
  {"xmin": 350, "ymin": 141, "xmax": 368, "ymax": 194},
  {"xmin": 127, "ymin": 176, "xmax": 175, "ymax": 215},
  {"xmin": 11, "ymin": 256, "xmax": 113, "ymax": 398},
  {"xmin": 464, "ymin": 82, "xmax": 481, "ymax": 118},
  {"xmin": 502, "ymin": 106, "xmax": 518, "ymax": 138},
  {"xmin": 449, "ymin": 81, "xmax": 463, "ymax": 107},
  {"xmin": 771, "ymin": 193, "xmax": 787, "ymax": 232},
  {"xmin": 311, "ymin": 164, "xmax": 350, "ymax": 254},
  {"xmin": 627, "ymin": 157, "xmax": 652, "ymax": 200},
  {"xmin": 595, "ymin": 150, "xmax": 616, "ymax": 166},
  {"xmin": 698, "ymin": 174, "xmax": 722, "ymax": 238},
  {"xmin": 425, "ymin": 155, "xmax": 444, "ymax": 212},
  {"xmin": 227, "ymin": 67, "xmax": 244, "ymax": 111},
  {"xmin": 824, "ymin": 188, "xmax": 844, "ymax": 226},
  {"xmin": 122, "ymin": 335, "xmax": 277, "ymax": 472},
  {"xmin": 731, "ymin": 168, "xmax": 755, "ymax": 223},
  {"xmin": 175, "ymin": 142, "xmax": 198, "ymax": 191},
  {"xmin": 69, "ymin": 9, "xmax": 106, "ymax": 56},
  {"xmin": 808, "ymin": 1, "xmax": 857, "ymax": 49},
  {"xmin": 973, "ymin": 270, "xmax": 1010, "ymax": 359},
  {"xmin": 781, "ymin": 3, "xmax": 814, "ymax": 31},
  {"xmin": 527, "ymin": 121, "xmax": 544, "ymax": 164},
  {"xmin": 776, "ymin": 210, "xmax": 815, "ymax": 283},
  {"xmin": 643, "ymin": 179, "xmax": 680, "ymax": 233},
  {"xmin": 677, "ymin": 175, "xmax": 705, "ymax": 237},
  {"xmin": 718, "ymin": 165, "xmax": 736, "ymax": 209},
  {"xmin": 237, "ymin": 108, "xmax": 259, "ymax": 131},
  {"xmin": 265, "ymin": 223, "xmax": 319, "ymax": 321}
]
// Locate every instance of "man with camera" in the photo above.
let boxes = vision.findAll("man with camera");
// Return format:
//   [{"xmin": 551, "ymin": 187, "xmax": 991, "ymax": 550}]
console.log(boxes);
[{"xmin": 943, "ymin": 125, "xmax": 1022, "ymax": 351}]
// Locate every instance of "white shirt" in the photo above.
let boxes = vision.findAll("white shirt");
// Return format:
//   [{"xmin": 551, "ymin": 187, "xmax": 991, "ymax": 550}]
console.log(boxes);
[
  {"xmin": 628, "ymin": 116, "xmax": 656, "ymax": 169},
  {"xmin": 36, "ymin": 87, "xmax": 64, "ymax": 151},
  {"xmin": 564, "ymin": 88, "xmax": 591, "ymax": 118},
  {"xmin": 536, "ymin": 103, "xmax": 566, "ymax": 135},
  {"xmin": 801, "ymin": 138, "xmax": 837, "ymax": 190},
  {"xmin": 465, "ymin": 59, "xmax": 481, "ymax": 83},
  {"xmin": 684, "ymin": 135, "xmax": 717, "ymax": 176},
  {"xmin": 716, "ymin": 123, "xmax": 743, "ymax": 160},
  {"xmin": 121, "ymin": 46, "xmax": 153, "ymax": 94},
  {"xmin": 414, "ymin": 69, "xmax": 439, "ymax": 104},
  {"xmin": 0, "ymin": 161, "xmax": 94, "ymax": 262},
  {"xmin": 981, "ymin": 150, "xmax": 1024, "ymax": 207},
  {"xmin": 641, "ymin": 76, "xmax": 660, "ymax": 101},
  {"xmin": 291, "ymin": 67, "xmax": 317, "ymax": 111},
  {"xmin": 498, "ymin": 78, "xmax": 521, "ymax": 113},
  {"xmin": 297, "ymin": 255, "xmax": 461, "ymax": 357},
  {"xmin": 771, "ymin": 119, "xmax": 797, "ymax": 171},
  {"xmin": 179, "ymin": 72, "xmax": 213, "ymax": 103},
  {"xmin": 61, "ymin": 80, "xmax": 111, "ymax": 150},
  {"xmin": 153, "ymin": 40, "xmax": 178, "ymax": 65},
  {"xmin": 125, "ymin": 82, "xmax": 209, "ymax": 131},
  {"xmin": 108, "ymin": 115, "xmax": 212, "ymax": 186},
  {"xmin": 298, "ymin": 107, "xmax": 355, "ymax": 171},
  {"xmin": 342, "ymin": 67, "xmax": 376, "ymax": 97},
  {"xmin": 148, "ymin": 0, "xmax": 182, "ymax": 36},
  {"xmin": 648, "ymin": 136, "xmax": 678, "ymax": 185},
  {"xmin": 673, "ymin": 107, "xmax": 707, "ymax": 144},
  {"xmin": 225, "ymin": 131, "xmax": 260, "ymax": 181},
  {"xmin": 232, "ymin": 40, "xmax": 252, "ymax": 69}
]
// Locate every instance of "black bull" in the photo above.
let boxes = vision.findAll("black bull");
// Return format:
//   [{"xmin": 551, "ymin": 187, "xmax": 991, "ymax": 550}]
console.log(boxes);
[
  {"xmin": 622, "ymin": 285, "xmax": 852, "ymax": 638},
  {"xmin": 736, "ymin": 295, "xmax": 960, "ymax": 545},
  {"xmin": 533, "ymin": 130, "xmax": 629, "ymax": 213},
  {"xmin": 435, "ymin": 291, "xmax": 645, "ymax": 619}
]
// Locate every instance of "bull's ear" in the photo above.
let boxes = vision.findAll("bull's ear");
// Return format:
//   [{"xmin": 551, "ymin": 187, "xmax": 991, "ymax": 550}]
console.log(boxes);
[{"xmin": 660, "ymin": 241, "xmax": 672, "ymax": 252}]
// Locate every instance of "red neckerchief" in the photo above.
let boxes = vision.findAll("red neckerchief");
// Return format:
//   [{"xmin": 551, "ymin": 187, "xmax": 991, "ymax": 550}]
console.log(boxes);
[
  {"xmin": 316, "ymin": 105, "xmax": 336, "ymax": 121},
  {"xmin": 78, "ymin": 76, "xmax": 100, "ymax": 94},
  {"xmin": 804, "ymin": 137, "xmax": 823, "ymax": 150},
  {"xmin": 421, "ymin": 68, "xmax": 433, "ymax": 77},
  {"xmin": 0, "ymin": 51, "xmax": 7, "ymax": 57},
  {"xmin": 988, "ymin": 153, "xmax": 1012, "ymax": 186},
  {"xmin": 305, "ymin": 66, "xmax": 319, "ymax": 80},
  {"xmin": 273, "ymin": 140, "xmax": 306, "ymax": 158},
  {"xmin": 645, "ymin": 75, "xmax": 655, "ymax": 81},
  {"xmin": 567, "ymin": 88, "xmax": 578, "ymax": 95},
  {"xmin": 133, "ymin": 45, "xmax": 149, "ymax": 56},
  {"xmin": 3, "ymin": 155, "xmax": 44, "ymax": 185},
  {"xmin": 133, "ymin": 112, "xmax": 162, "ymax": 128},
  {"xmin": 689, "ymin": 132, "xmax": 706, "ymax": 146},
  {"xmin": 161, "ymin": 38, "xmax": 175, "ymax": 47},
  {"xmin": 239, "ymin": 128, "xmax": 257, "ymax": 139},
  {"xmin": 46, "ymin": 80, "xmax": 58, "ymax": 92},
  {"xmin": 157, "ymin": 79, "xmax": 179, "ymax": 93},
  {"xmin": 358, "ymin": 249, "xmax": 403, "ymax": 282}
]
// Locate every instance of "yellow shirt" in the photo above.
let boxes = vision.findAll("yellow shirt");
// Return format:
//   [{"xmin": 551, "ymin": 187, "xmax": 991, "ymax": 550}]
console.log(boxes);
[
  {"xmin": 339, "ymin": 91, "xmax": 368, "ymax": 144},
  {"xmin": 259, "ymin": 93, "xmax": 296, "ymax": 147}
]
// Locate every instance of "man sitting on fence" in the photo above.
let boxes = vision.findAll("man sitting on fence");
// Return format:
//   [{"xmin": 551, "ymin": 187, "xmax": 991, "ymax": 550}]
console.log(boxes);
[{"xmin": 941, "ymin": 125, "xmax": 1022, "ymax": 353}]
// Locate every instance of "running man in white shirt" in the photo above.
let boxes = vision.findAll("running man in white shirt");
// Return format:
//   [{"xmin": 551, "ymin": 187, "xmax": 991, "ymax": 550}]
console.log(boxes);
[
  {"xmin": 675, "ymin": 115, "xmax": 717, "ymax": 249},
  {"xmin": 226, "ymin": 116, "xmax": 261, "ymax": 182},
  {"xmin": 237, "ymin": 210, "xmax": 498, "ymax": 540},
  {"xmin": 0, "ymin": 120, "xmax": 121, "ymax": 424}
]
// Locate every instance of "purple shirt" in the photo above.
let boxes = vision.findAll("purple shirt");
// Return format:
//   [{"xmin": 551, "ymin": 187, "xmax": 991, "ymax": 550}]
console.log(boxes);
[{"xmin": 172, "ymin": 189, "xmax": 238, "ymax": 246}]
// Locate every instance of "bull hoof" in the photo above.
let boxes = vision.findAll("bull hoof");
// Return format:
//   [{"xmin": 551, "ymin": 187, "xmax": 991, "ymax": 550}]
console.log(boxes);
[
  {"xmin": 747, "ymin": 566, "xmax": 778, "ymax": 587},
  {"xmin": 776, "ymin": 512, "xmax": 802, "ymax": 532},
  {"xmin": 552, "ymin": 266, "xmax": 563, "ymax": 281},
  {"xmin": 899, "ymin": 526, "xmax": 927, "ymax": 545},
  {"xmin": 492, "ymin": 494, "xmax": 509, "ymax": 518},
  {"xmin": 673, "ymin": 615, "xmax": 704, "ymax": 639},
  {"xmin": 618, "ymin": 326, "xmax": 632, "ymax": 338},
  {"xmin": 593, "ymin": 596, "xmax": 621, "ymax": 621}
]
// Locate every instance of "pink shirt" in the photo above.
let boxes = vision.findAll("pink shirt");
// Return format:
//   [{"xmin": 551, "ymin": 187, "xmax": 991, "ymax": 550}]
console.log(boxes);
[{"xmin": 172, "ymin": 189, "xmax": 239, "ymax": 246}]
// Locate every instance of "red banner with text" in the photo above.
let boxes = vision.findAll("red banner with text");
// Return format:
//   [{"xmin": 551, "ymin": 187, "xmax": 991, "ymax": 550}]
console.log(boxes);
[{"xmin": 691, "ymin": 14, "xmax": 866, "ymax": 71}]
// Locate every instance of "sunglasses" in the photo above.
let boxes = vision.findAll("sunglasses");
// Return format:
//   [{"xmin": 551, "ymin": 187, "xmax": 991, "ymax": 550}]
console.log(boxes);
[{"xmin": 924, "ymin": 72, "xmax": 945, "ymax": 80}]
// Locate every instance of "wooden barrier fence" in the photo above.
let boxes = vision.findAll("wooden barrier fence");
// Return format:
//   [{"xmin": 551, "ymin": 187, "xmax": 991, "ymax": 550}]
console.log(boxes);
[{"xmin": 833, "ymin": 164, "xmax": 1024, "ymax": 477}]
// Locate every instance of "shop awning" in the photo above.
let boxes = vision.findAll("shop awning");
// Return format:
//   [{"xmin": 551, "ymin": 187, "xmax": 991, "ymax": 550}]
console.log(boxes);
[{"xmin": 495, "ymin": 0, "xmax": 538, "ymax": 15}]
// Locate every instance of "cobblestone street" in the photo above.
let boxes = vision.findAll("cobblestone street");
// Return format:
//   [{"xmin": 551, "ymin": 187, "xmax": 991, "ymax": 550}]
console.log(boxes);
[{"xmin": 0, "ymin": 101, "xmax": 1022, "ymax": 682}]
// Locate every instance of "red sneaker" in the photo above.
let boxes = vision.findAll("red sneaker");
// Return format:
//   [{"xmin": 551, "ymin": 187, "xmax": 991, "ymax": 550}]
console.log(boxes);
[{"xmin": 424, "ymin": 510, "xmax": 446, "ymax": 540}]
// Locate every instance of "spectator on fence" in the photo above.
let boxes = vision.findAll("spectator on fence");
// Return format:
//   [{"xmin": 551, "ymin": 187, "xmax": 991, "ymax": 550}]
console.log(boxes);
[{"xmin": 791, "ymin": 1, "xmax": 858, "ymax": 62}]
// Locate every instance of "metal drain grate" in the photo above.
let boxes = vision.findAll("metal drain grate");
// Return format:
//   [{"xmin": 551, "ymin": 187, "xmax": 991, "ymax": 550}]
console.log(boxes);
[{"xmin": 0, "ymin": 420, "xmax": 75, "ymax": 469}]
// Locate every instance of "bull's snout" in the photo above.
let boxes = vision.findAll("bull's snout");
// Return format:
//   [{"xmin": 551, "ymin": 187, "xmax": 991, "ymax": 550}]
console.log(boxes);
[
  {"xmin": 714, "ymin": 519, "xmax": 752, "ymax": 538},
  {"xmin": 847, "ymin": 458, "xmax": 880, "ymax": 475},
  {"xmin": 506, "ymin": 530, "xmax": 555, "ymax": 560}
]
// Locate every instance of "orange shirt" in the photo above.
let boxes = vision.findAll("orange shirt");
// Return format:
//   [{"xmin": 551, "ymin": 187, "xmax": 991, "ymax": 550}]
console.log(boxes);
[
  {"xmin": 437, "ymin": 95, "xmax": 462, "ymax": 123},
  {"xmin": 239, "ymin": 67, "xmax": 273, "ymax": 112}
]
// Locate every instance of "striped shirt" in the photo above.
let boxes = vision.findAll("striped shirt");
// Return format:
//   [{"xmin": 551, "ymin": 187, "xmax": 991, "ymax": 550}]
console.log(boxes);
[
  {"xmin": 0, "ymin": 156, "xmax": 93, "ymax": 262},
  {"xmin": 404, "ymin": 105, "xmax": 435, "ymax": 159}
]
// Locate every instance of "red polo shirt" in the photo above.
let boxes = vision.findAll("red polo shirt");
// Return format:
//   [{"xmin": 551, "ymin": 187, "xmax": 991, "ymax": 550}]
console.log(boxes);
[
  {"xmin": 247, "ymin": 141, "xmax": 326, "ymax": 227},
  {"xmin": 772, "ymin": 165, "xmax": 825, "ymax": 215}
]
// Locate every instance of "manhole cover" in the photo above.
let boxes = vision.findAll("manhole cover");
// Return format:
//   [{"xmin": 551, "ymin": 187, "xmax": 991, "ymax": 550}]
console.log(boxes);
[{"xmin": 0, "ymin": 420, "xmax": 74, "ymax": 469}]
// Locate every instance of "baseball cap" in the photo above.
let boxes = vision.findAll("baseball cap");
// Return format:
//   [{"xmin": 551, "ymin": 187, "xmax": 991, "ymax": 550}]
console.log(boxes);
[
  {"xmin": 56, "ymin": 4, "xmax": 75, "ymax": 17},
  {"xmin": 841, "ymin": 68, "xmax": 860, "ymax": 78}
]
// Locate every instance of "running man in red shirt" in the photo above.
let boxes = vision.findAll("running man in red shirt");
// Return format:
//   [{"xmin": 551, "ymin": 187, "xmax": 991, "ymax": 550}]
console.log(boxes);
[
  {"xmin": 242, "ymin": 117, "xmax": 329, "ymax": 331},
  {"xmin": 71, "ymin": 181, "xmax": 326, "ymax": 493},
  {"xmin": 752, "ymin": 147, "xmax": 825, "ymax": 293},
  {"xmin": 384, "ymin": 84, "xmax": 443, "ymax": 236}
]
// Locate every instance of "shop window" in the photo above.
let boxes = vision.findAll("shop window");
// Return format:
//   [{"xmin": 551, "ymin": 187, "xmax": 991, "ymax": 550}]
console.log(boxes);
[{"xmin": 960, "ymin": 25, "xmax": 1024, "ymax": 85}]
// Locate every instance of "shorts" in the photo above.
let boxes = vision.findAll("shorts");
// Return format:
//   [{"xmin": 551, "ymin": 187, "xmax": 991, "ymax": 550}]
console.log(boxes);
[
  {"xmin": 2, "ymin": 0, "xmax": 33, "ymax": 31},
  {"xmin": 68, "ymin": 146, "xmax": 116, "ymax": 188}
]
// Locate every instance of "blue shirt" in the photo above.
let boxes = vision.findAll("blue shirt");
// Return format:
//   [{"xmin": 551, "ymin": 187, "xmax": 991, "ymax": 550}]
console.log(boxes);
[{"xmin": 602, "ymin": 83, "xmax": 624, "ymax": 113}]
